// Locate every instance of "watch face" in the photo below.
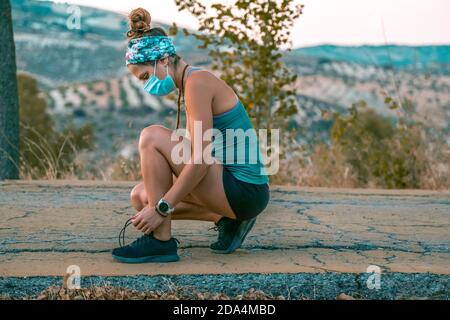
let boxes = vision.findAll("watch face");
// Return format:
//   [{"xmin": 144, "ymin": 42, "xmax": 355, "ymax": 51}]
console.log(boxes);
[{"xmin": 159, "ymin": 202, "xmax": 169, "ymax": 212}]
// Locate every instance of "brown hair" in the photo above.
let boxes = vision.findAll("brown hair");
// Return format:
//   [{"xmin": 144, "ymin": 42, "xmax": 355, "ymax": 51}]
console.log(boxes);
[{"xmin": 126, "ymin": 8, "xmax": 184, "ymax": 130}]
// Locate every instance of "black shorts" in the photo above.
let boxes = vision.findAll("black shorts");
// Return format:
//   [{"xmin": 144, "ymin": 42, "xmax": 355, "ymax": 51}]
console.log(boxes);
[{"xmin": 222, "ymin": 166, "xmax": 270, "ymax": 221}]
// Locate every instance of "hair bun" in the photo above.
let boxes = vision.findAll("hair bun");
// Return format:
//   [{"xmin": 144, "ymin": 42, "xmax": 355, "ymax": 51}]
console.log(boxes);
[{"xmin": 127, "ymin": 8, "xmax": 152, "ymax": 39}]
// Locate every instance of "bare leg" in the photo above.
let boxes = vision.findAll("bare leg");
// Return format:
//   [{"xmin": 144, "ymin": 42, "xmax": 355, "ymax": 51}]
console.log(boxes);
[
  {"xmin": 131, "ymin": 181, "xmax": 224, "ymax": 223},
  {"xmin": 136, "ymin": 125, "xmax": 236, "ymax": 241},
  {"xmin": 138, "ymin": 131, "xmax": 174, "ymax": 241}
]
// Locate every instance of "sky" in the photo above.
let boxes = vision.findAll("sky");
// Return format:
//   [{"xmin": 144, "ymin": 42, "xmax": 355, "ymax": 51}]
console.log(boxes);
[{"xmin": 50, "ymin": 0, "xmax": 450, "ymax": 48}]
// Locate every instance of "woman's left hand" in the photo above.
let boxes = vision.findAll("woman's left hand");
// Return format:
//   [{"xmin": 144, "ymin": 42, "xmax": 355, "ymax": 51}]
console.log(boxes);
[{"xmin": 132, "ymin": 205, "xmax": 165, "ymax": 235}]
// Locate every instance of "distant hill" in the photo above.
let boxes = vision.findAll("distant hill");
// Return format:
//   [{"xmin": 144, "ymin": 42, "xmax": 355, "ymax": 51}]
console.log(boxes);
[
  {"xmin": 292, "ymin": 45, "xmax": 450, "ymax": 75},
  {"xmin": 11, "ymin": 0, "xmax": 450, "ymax": 162},
  {"xmin": 11, "ymin": 0, "xmax": 206, "ymax": 89},
  {"xmin": 12, "ymin": 0, "xmax": 450, "ymax": 88}
]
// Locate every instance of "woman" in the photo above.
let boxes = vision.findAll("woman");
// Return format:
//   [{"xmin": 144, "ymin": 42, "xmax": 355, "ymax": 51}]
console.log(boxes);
[{"xmin": 112, "ymin": 8, "xmax": 270, "ymax": 263}]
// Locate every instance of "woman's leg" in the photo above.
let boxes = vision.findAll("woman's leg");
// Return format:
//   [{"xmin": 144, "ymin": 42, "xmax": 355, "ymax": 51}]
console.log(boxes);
[
  {"xmin": 131, "ymin": 180, "xmax": 224, "ymax": 223},
  {"xmin": 137, "ymin": 125, "xmax": 237, "ymax": 240}
]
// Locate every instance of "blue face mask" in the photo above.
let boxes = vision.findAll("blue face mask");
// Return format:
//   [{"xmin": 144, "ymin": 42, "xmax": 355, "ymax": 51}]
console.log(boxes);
[{"xmin": 143, "ymin": 61, "xmax": 176, "ymax": 96}]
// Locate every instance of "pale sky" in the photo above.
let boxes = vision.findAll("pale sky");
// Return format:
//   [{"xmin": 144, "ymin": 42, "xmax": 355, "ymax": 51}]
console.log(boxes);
[{"xmin": 51, "ymin": 0, "xmax": 450, "ymax": 48}]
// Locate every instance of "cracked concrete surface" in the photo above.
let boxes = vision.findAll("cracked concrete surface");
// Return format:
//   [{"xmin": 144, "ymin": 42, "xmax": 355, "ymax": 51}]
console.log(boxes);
[{"xmin": 0, "ymin": 180, "xmax": 449, "ymax": 298}]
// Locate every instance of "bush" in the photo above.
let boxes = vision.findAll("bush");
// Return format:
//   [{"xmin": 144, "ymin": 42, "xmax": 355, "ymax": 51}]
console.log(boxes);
[
  {"xmin": 18, "ymin": 73, "xmax": 95, "ymax": 179},
  {"xmin": 110, "ymin": 154, "xmax": 141, "ymax": 181},
  {"xmin": 297, "ymin": 98, "xmax": 449, "ymax": 189}
]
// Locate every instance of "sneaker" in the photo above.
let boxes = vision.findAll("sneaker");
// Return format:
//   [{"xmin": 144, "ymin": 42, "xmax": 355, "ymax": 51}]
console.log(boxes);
[
  {"xmin": 209, "ymin": 217, "xmax": 257, "ymax": 254},
  {"xmin": 209, "ymin": 217, "xmax": 238, "ymax": 250},
  {"xmin": 112, "ymin": 218, "xmax": 180, "ymax": 263}
]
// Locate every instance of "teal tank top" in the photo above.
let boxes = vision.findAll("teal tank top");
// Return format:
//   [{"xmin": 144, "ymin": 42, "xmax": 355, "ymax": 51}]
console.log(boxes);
[{"xmin": 186, "ymin": 67, "xmax": 269, "ymax": 185}]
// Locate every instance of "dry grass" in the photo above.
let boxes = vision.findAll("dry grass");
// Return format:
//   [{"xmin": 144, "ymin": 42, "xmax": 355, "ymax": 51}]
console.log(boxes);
[
  {"xmin": 0, "ymin": 284, "xmax": 365, "ymax": 300},
  {"xmin": 0, "ymin": 285, "xmax": 290, "ymax": 300},
  {"xmin": 275, "ymin": 146, "xmax": 450, "ymax": 190}
]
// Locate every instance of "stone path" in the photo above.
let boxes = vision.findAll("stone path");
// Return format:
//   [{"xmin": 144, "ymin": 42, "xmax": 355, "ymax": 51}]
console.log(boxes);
[{"xmin": 1, "ymin": 180, "xmax": 448, "ymax": 278}]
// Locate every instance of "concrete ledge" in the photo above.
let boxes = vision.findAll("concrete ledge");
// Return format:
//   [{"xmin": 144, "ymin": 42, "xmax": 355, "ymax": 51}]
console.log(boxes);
[{"xmin": 0, "ymin": 181, "xmax": 449, "ymax": 281}]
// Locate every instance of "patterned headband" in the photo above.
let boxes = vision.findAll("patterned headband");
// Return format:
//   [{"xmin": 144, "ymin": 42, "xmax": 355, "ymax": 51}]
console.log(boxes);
[{"xmin": 125, "ymin": 35, "xmax": 177, "ymax": 65}]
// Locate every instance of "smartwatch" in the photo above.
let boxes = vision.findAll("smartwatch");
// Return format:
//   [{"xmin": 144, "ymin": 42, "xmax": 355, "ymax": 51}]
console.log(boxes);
[{"xmin": 155, "ymin": 198, "xmax": 175, "ymax": 217}]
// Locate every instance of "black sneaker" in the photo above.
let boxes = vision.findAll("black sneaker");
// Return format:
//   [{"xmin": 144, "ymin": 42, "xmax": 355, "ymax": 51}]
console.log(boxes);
[
  {"xmin": 209, "ymin": 217, "xmax": 238, "ymax": 250},
  {"xmin": 209, "ymin": 217, "xmax": 257, "ymax": 254},
  {"xmin": 112, "ymin": 218, "xmax": 180, "ymax": 263}
]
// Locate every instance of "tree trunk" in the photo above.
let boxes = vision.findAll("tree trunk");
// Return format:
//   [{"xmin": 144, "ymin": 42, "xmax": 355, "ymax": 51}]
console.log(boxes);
[{"xmin": 0, "ymin": 0, "xmax": 20, "ymax": 180}]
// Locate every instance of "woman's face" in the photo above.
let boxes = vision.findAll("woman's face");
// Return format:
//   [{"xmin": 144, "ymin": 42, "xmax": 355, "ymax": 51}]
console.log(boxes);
[{"xmin": 127, "ymin": 57, "xmax": 170, "ymax": 84}]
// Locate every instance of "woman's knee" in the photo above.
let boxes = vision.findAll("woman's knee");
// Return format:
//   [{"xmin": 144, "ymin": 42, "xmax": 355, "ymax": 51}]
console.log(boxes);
[
  {"xmin": 138, "ymin": 125, "xmax": 169, "ymax": 150},
  {"xmin": 130, "ymin": 183, "xmax": 145, "ymax": 210},
  {"xmin": 130, "ymin": 186, "xmax": 140, "ymax": 203}
]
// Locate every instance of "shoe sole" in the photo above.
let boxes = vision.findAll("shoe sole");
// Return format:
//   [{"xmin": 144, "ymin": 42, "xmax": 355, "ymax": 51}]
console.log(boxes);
[
  {"xmin": 112, "ymin": 253, "xmax": 179, "ymax": 264},
  {"xmin": 211, "ymin": 217, "xmax": 256, "ymax": 254}
]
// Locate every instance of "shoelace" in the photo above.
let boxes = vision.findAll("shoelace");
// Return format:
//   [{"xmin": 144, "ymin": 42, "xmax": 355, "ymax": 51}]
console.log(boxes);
[
  {"xmin": 118, "ymin": 217, "xmax": 133, "ymax": 247},
  {"xmin": 208, "ymin": 217, "xmax": 227, "ymax": 232},
  {"xmin": 118, "ymin": 217, "xmax": 181, "ymax": 247},
  {"xmin": 208, "ymin": 225, "xmax": 219, "ymax": 232},
  {"xmin": 208, "ymin": 221, "xmax": 228, "ymax": 236}
]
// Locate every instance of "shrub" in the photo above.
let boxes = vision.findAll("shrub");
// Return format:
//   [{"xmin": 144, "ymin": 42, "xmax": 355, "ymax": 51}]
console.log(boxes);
[
  {"xmin": 298, "ymin": 98, "xmax": 449, "ymax": 189},
  {"xmin": 17, "ymin": 73, "xmax": 95, "ymax": 179}
]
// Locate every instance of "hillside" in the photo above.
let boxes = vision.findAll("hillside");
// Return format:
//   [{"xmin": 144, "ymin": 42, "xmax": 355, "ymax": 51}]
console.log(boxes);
[
  {"xmin": 292, "ymin": 45, "xmax": 450, "ymax": 75},
  {"xmin": 11, "ymin": 0, "xmax": 206, "ymax": 88},
  {"xmin": 11, "ymin": 0, "xmax": 450, "ymax": 165}
]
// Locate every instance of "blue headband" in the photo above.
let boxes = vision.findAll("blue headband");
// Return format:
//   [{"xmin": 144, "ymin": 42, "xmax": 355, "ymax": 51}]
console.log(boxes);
[{"xmin": 125, "ymin": 35, "xmax": 177, "ymax": 65}]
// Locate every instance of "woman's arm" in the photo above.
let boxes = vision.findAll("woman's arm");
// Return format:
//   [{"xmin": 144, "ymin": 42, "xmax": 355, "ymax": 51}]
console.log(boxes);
[{"xmin": 162, "ymin": 74, "xmax": 214, "ymax": 208}]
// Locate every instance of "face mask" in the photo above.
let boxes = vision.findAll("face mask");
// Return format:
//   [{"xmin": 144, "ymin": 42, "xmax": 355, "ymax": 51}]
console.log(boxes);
[{"xmin": 143, "ymin": 61, "xmax": 176, "ymax": 96}]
